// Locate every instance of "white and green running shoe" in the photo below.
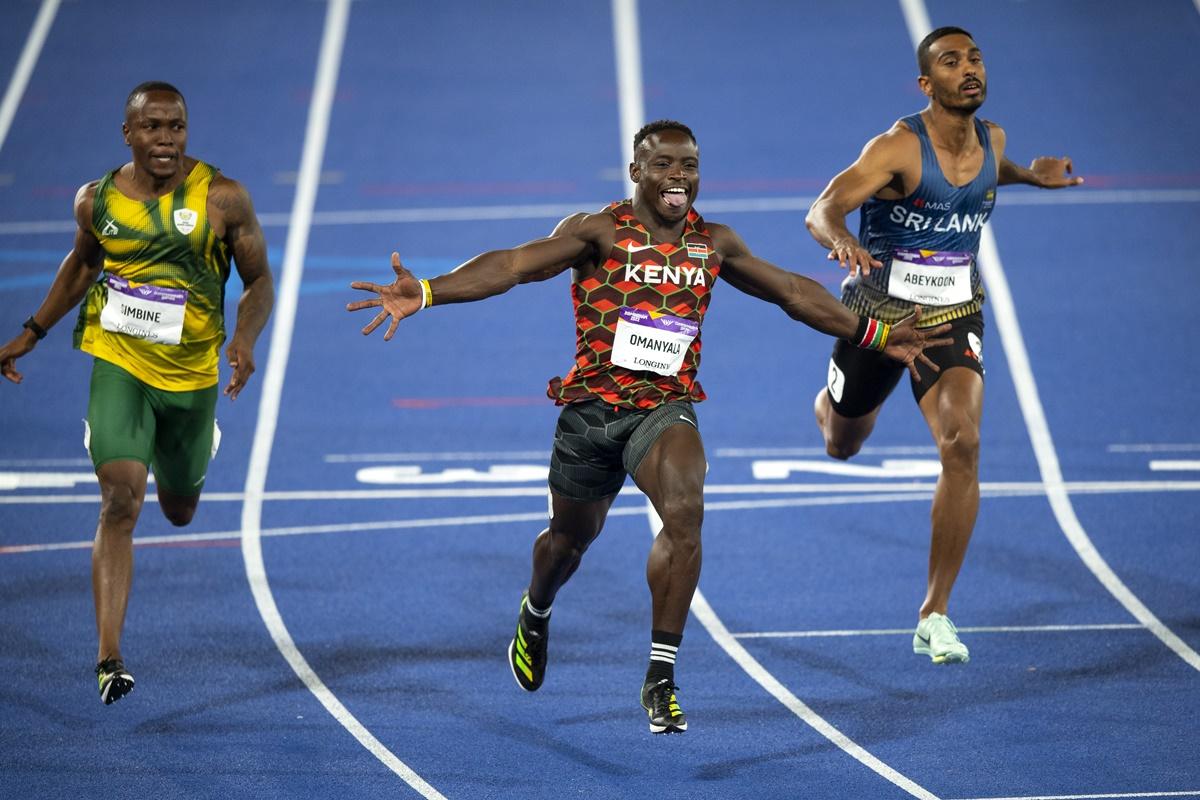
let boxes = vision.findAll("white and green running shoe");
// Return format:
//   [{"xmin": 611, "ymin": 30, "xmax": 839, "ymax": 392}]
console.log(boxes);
[{"xmin": 913, "ymin": 613, "xmax": 970, "ymax": 664}]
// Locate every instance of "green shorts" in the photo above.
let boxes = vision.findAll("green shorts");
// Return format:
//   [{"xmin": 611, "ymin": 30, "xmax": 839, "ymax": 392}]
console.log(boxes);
[{"xmin": 85, "ymin": 358, "xmax": 219, "ymax": 496}]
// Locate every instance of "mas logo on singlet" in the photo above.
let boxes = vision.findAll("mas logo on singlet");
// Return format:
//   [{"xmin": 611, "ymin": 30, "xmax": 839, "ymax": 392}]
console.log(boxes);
[{"xmin": 173, "ymin": 208, "xmax": 198, "ymax": 235}]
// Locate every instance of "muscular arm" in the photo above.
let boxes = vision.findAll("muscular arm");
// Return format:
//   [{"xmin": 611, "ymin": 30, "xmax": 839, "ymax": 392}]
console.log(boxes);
[
  {"xmin": 348, "ymin": 211, "xmax": 610, "ymax": 340},
  {"xmin": 210, "ymin": 176, "xmax": 275, "ymax": 399},
  {"xmin": 712, "ymin": 223, "xmax": 953, "ymax": 380},
  {"xmin": 712, "ymin": 223, "xmax": 863, "ymax": 339},
  {"xmin": 805, "ymin": 126, "xmax": 915, "ymax": 276},
  {"xmin": 991, "ymin": 124, "xmax": 1083, "ymax": 189},
  {"xmin": 0, "ymin": 183, "xmax": 104, "ymax": 383}
]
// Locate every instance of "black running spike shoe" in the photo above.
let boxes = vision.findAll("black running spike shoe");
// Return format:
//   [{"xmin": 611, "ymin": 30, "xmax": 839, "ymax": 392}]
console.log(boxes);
[
  {"xmin": 507, "ymin": 595, "xmax": 548, "ymax": 692},
  {"xmin": 640, "ymin": 678, "xmax": 687, "ymax": 734},
  {"xmin": 95, "ymin": 658, "xmax": 135, "ymax": 705}
]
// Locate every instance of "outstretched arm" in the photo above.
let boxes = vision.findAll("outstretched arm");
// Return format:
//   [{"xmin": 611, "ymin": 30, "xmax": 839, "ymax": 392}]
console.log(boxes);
[
  {"xmin": 998, "ymin": 155, "xmax": 1083, "ymax": 188},
  {"xmin": 348, "ymin": 211, "xmax": 608, "ymax": 340},
  {"xmin": 0, "ymin": 183, "xmax": 104, "ymax": 384},
  {"xmin": 805, "ymin": 127, "xmax": 913, "ymax": 277},
  {"xmin": 713, "ymin": 223, "xmax": 952, "ymax": 380},
  {"xmin": 213, "ymin": 177, "xmax": 275, "ymax": 401}
]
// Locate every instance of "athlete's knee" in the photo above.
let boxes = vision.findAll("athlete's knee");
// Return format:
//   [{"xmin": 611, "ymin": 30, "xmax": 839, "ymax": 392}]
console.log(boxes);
[
  {"xmin": 825, "ymin": 438, "xmax": 862, "ymax": 461},
  {"xmin": 99, "ymin": 484, "xmax": 142, "ymax": 533},
  {"xmin": 656, "ymin": 492, "xmax": 704, "ymax": 538},
  {"xmin": 938, "ymin": 422, "xmax": 980, "ymax": 472},
  {"xmin": 161, "ymin": 503, "xmax": 196, "ymax": 527}
]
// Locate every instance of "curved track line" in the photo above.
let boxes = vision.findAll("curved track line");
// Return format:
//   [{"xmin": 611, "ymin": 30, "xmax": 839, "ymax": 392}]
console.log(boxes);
[
  {"xmin": 898, "ymin": 0, "xmax": 1199, "ymax": 672},
  {"xmin": 236, "ymin": 2, "xmax": 446, "ymax": 797}
]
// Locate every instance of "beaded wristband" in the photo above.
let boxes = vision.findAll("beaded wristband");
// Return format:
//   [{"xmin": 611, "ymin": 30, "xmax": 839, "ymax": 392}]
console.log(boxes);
[{"xmin": 854, "ymin": 316, "xmax": 890, "ymax": 351}]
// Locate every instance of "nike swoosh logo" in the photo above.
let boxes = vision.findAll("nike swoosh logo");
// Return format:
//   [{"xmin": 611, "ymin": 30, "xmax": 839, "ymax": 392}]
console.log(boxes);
[
  {"xmin": 627, "ymin": 244, "xmax": 662, "ymax": 252},
  {"xmin": 679, "ymin": 415, "xmax": 696, "ymax": 427},
  {"xmin": 916, "ymin": 633, "xmax": 930, "ymax": 645}
]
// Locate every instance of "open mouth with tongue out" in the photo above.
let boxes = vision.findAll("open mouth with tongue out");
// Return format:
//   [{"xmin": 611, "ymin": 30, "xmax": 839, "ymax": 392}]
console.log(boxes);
[{"xmin": 661, "ymin": 186, "xmax": 689, "ymax": 209}]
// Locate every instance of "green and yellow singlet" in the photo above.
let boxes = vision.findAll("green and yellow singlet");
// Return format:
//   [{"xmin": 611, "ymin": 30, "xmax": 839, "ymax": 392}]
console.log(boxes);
[{"xmin": 73, "ymin": 161, "xmax": 231, "ymax": 391}]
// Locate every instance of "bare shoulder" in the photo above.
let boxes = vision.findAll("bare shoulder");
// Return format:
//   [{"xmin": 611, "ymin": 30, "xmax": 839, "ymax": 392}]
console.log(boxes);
[
  {"xmin": 983, "ymin": 119, "xmax": 1007, "ymax": 148},
  {"xmin": 73, "ymin": 179, "xmax": 101, "ymax": 228},
  {"xmin": 552, "ymin": 208, "xmax": 614, "ymax": 244},
  {"xmin": 207, "ymin": 173, "xmax": 258, "ymax": 227},
  {"xmin": 705, "ymin": 221, "xmax": 748, "ymax": 259},
  {"xmin": 864, "ymin": 121, "xmax": 920, "ymax": 162}
]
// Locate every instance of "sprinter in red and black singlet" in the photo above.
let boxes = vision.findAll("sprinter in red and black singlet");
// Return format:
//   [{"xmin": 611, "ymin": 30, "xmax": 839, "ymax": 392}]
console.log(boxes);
[
  {"xmin": 805, "ymin": 27, "xmax": 1082, "ymax": 666},
  {"xmin": 549, "ymin": 200, "xmax": 719, "ymax": 410},
  {"xmin": 349, "ymin": 120, "xmax": 950, "ymax": 734}
]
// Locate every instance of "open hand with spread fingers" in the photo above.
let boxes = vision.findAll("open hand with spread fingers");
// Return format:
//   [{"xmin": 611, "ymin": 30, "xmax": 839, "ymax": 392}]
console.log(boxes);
[
  {"xmin": 347, "ymin": 252, "xmax": 425, "ymax": 341},
  {"xmin": 882, "ymin": 305, "xmax": 954, "ymax": 381}
]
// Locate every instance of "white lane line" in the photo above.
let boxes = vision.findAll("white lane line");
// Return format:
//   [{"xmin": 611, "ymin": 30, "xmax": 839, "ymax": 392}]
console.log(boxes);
[
  {"xmin": 1, "ymin": 492, "xmax": 943, "ymax": 556},
  {"xmin": 980, "ymin": 226, "xmax": 1200, "ymax": 672},
  {"xmin": 734, "ymin": 624, "xmax": 1145, "ymax": 639},
  {"xmin": 325, "ymin": 450, "xmax": 549, "ymax": 462},
  {"xmin": 614, "ymin": 1, "xmax": 934, "ymax": 796},
  {"xmin": 611, "ymin": 0, "xmax": 643, "ymax": 199},
  {"xmin": 1109, "ymin": 444, "xmax": 1200, "ymax": 453},
  {"xmin": 7, "ymin": 478, "xmax": 1200, "ymax": 505},
  {"xmin": 895, "ymin": 2, "xmax": 1200, "ymax": 675},
  {"xmin": 234, "ymin": 3, "xmax": 444, "ymax": 797},
  {"xmin": 0, "ymin": 0, "xmax": 60, "ymax": 157},
  {"xmin": 949, "ymin": 791, "xmax": 1200, "ymax": 800},
  {"xmin": 643, "ymin": 506, "xmax": 938, "ymax": 798},
  {"xmin": 2, "ymin": 190, "xmax": 1197, "ymax": 237},
  {"xmin": 1149, "ymin": 461, "xmax": 1200, "ymax": 471}
]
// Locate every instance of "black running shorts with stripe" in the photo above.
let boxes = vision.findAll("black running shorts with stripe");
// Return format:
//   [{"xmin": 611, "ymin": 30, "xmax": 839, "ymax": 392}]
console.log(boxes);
[
  {"xmin": 548, "ymin": 399, "xmax": 700, "ymax": 500},
  {"xmin": 825, "ymin": 312, "xmax": 985, "ymax": 417}
]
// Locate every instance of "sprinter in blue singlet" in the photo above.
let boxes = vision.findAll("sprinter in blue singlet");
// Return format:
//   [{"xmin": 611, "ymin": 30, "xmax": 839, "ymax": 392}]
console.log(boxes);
[{"xmin": 804, "ymin": 26, "xmax": 1083, "ymax": 665}]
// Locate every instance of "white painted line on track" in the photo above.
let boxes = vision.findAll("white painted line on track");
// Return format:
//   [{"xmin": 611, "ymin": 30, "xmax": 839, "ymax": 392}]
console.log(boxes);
[
  {"xmin": 733, "ymin": 623, "xmax": 1145, "ymax": 639},
  {"xmin": 611, "ymin": 0, "xmax": 643, "ymax": 199},
  {"xmin": 1108, "ymin": 443, "xmax": 1200, "ymax": 453},
  {"xmin": 1149, "ymin": 460, "xmax": 1200, "ymax": 472},
  {"xmin": 7, "ymin": 478, "xmax": 1200, "ymax": 505},
  {"xmin": 0, "ymin": 0, "xmax": 60, "ymax": 157},
  {"xmin": 949, "ymin": 791, "xmax": 1200, "ymax": 800},
  {"xmin": 3, "ymin": 492, "xmax": 948, "ymax": 556},
  {"xmin": 614, "ymin": 1, "xmax": 936, "ymax": 796},
  {"xmin": 980, "ymin": 225, "xmax": 1200, "ymax": 673},
  {"xmin": 895, "ymin": 1, "xmax": 1200, "ymax": 675},
  {"xmin": 324, "ymin": 450, "xmax": 549, "ymax": 462},
  {"xmin": 2, "ymin": 190, "xmax": 1197, "ymax": 237},
  {"xmin": 644, "ymin": 499, "xmax": 939, "ymax": 799},
  {"xmin": 234, "ymin": 3, "xmax": 445, "ymax": 797}
]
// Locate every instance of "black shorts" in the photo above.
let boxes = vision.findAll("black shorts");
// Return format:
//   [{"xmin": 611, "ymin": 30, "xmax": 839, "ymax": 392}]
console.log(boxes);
[
  {"xmin": 825, "ymin": 312, "xmax": 985, "ymax": 418},
  {"xmin": 548, "ymin": 399, "xmax": 700, "ymax": 500}
]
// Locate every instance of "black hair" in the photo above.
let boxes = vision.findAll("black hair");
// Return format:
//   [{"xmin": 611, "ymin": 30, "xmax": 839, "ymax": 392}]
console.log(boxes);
[
  {"xmin": 916, "ymin": 26, "xmax": 974, "ymax": 75},
  {"xmin": 632, "ymin": 120, "xmax": 696, "ymax": 158},
  {"xmin": 125, "ymin": 81, "xmax": 186, "ymax": 116}
]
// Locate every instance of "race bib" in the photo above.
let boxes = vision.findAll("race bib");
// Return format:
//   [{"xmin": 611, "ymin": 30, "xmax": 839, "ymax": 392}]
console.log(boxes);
[
  {"xmin": 610, "ymin": 307, "xmax": 698, "ymax": 376},
  {"xmin": 887, "ymin": 248, "xmax": 973, "ymax": 306},
  {"xmin": 99, "ymin": 274, "xmax": 187, "ymax": 345}
]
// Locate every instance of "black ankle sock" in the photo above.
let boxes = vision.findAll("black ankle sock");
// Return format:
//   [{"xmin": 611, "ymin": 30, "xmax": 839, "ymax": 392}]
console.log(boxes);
[{"xmin": 645, "ymin": 629, "xmax": 682, "ymax": 685}]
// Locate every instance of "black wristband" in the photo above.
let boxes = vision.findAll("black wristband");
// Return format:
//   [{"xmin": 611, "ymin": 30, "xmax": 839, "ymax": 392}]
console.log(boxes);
[
  {"xmin": 852, "ymin": 315, "xmax": 869, "ymax": 345},
  {"xmin": 22, "ymin": 316, "xmax": 48, "ymax": 340}
]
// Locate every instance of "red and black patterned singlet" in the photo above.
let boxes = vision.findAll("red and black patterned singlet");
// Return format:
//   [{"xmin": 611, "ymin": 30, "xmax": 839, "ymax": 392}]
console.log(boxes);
[{"xmin": 547, "ymin": 200, "xmax": 721, "ymax": 410}]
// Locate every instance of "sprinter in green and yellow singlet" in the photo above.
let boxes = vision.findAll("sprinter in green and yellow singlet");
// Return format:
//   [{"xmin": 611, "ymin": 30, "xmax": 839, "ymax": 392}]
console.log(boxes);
[{"xmin": 0, "ymin": 82, "xmax": 275, "ymax": 705}]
